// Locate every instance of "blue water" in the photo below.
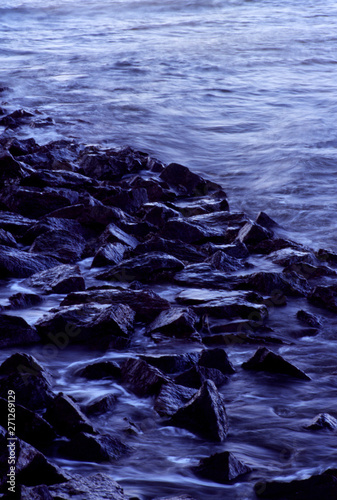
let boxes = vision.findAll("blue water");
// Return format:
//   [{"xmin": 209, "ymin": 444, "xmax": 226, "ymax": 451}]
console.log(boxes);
[{"xmin": 1, "ymin": 1, "xmax": 337, "ymax": 498}]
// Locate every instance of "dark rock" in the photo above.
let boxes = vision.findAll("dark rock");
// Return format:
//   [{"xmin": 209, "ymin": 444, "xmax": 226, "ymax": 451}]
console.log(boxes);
[
  {"xmin": 305, "ymin": 413, "xmax": 337, "ymax": 431},
  {"xmin": 0, "ymin": 353, "xmax": 46, "ymax": 377},
  {"xmin": 251, "ymin": 237, "xmax": 300, "ymax": 255},
  {"xmin": 171, "ymin": 198, "xmax": 229, "ymax": 217},
  {"xmin": 79, "ymin": 152, "xmax": 126, "ymax": 181},
  {"xmin": 154, "ymin": 496, "xmax": 196, "ymax": 500},
  {"xmin": 193, "ymin": 451, "xmax": 251, "ymax": 483},
  {"xmin": 175, "ymin": 365, "xmax": 228, "ymax": 389},
  {"xmin": 48, "ymin": 472, "xmax": 127, "ymax": 500},
  {"xmin": 296, "ymin": 310, "xmax": 321, "ymax": 328},
  {"xmin": 0, "ymin": 425, "xmax": 68, "ymax": 492},
  {"xmin": 61, "ymin": 288, "xmax": 170, "ymax": 322},
  {"xmin": 238, "ymin": 222, "xmax": 273, "ymax": 246},
  {"xmin": 141, "ymin": 353, "xmax": 200, "ymax": 374},
  {"xmin": 169, "ymin": 379, "xmax": 228, "ymax": 441},
  {"xmin": 0, "ymin": 397, "xmax": 56, "ymax": 449},
  {"xmin": 88, "ymin": 303, "xmax": 135, "ymax": 340},
  {"xmin": 21, "ymin": 168, "xmax": 97, "ymax": 189},
  {"xmin": 20, "ymin": 484, "xmax": 54, "ymax": 500},
  {"xmin": 147, "ymin": 308, "xmax": 198, "ymax": 338},
  {"xmin": 132, "ymin": 236, "xmax": 206, "ymax": 263},
  {"xmin": 0, "ymin": 314, "xmax": 40, "ymax": 347},
  {"xmin": 121, "ymin": 358, "xmax": 169, "ymax": 397},
  {"xmin": 0, "ymin": 245, "xmax": 59, "ymax": 278},
  {"xmin": 8, "ymin": 292, "xmax": 42, "ymax": 309},
  {"xmin": 270, "ymin": 248, "xmax": 315, "ymax": 268},
  {"xmin": 308, "ymin": 285, "xmax": 337, "ymax": 313},
  {"xmin": 0, "ymin": 211, "xmax": 37, "ymax": 236},
  {"xmin": 85, "ymin": 394, "xmax": 118, "ymax": 416},
  {"xmin": 203, "ymin": 333, "xmax": 287, "ymax": 347},
  {"xmin": 61, "ymin": 432, "xmax": 129, "ymax": 462},
  {"xmin": 193, "ymin": 297, "xmax": 268, "ymax": 322},
  {"xmin": 128, "ymin": 175, "xmax": 175, "ymax": 202},
  {"xmin": 154, "ymin": 383, "xmax": 196, "ymax": 417},
  {"xmin": 316, "ymin": 248, "xmax": 337, "ymax": 265},
  {"xmin": 161, "ymin": 219, "xmax": 221, "ymax": 244},
  {"xmin": 174, "ymin": 263, "xmax": 233, "ymax": 290},
  {"xmin": 75, "ymin": 361, "xmax": 121, "ymax": 380},
  {"xmin": 95, "ymin": 252, "xmax": 184, "ymax": 283},
  {"xmin": 0, "ymin": 228, "xmax": 17, "ymax": 247},
  {"xmin": 22, "ymin": 139, "xmax": 82, "ymax": 171},
  {"xmin": 203, "ymin": 241, "xmax": 250, "ymax": 259},
  {"xmin": 21, "ymin": 217, "xmax": 87, "ymax": 246},
  {"xmin": 45, "ymin": 393, "xmax": 95, "ymax": 437},
  {"xmin": 142, "ymin": 202, "xmax": 180, "ymax": 227},
  {"xmin": 242, "ymin": 347, "xmax": 310, "ymax": 380},
  {"xmin": 104, "ymin": 187, "xmax": 148, "ymax": 214},
  {"xmin": 26, "ymin": 264, "xmax": 85, "ymax": 294},
  {"xmin": 235, "ymin": 271, "xmax": 307, "ymax": 297},
  {"xmin": 255, "ymin": 211, "xmax": 278, "ymax": 229},
  {"xmin": 0, "ymin": 108, "xmax": 34, "ymax": 128},
  {"xmin": 91, "ymin": 243, "xmax": 127, "ymax": 267},
  {"xmin": 99, "ymin": 222, "xmax": 139, "ymax": 249},
  {"xmin": 0, "ymin": 151, "xmax": 32, "ymax": 185},
  {"xmin": 4, "ymin": 137, "xmax": 38, "ymax": 157},
  {"xmin": 206, "ymin": 250, "xmax": 245, "ymax": 272},
  {"xmin": 29, "ymin": 230, "xmax": 86, "ymax": 263},
  {"xmin": 160, "ymin": 162, "xmax": 220, "ymax": 196},
  {"xmin": 254, "ymin": 468, "xmax": 337, "ymax": 500},
  {"xmin": 198, "ymin": 348, "xmax": 235, "ymax": 375}
]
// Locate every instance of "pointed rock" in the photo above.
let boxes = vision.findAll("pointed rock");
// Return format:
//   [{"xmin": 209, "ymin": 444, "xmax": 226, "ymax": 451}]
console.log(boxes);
[
  {"xmin": 305, "ymin": 413, "xmax": 337, "ymax": 431},
  {"xmin": 193, "ymin": 451, "xmax": 251, "ymax": 483},
  {"xmin": 242, "ymin": 347, "xmax": 310, "ymax": 380},
  {"xmin": 121, "ymin": 358, "xmax": 169, "ymax": 397},
  {"xmin": 155, "ymin": 383, "xmax": 196, "ymax": 417},
  {"xmin": 147, "ymin": 307, "xmax": 198, "ymax": 338}
]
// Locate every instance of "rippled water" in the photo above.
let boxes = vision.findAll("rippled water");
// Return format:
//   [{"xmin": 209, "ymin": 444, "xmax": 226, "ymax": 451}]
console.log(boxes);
[
  {"xmin": 1, "ymin": 1, "xmax": 337, "ymax": 498},
  {"xmin": 1, "ymin": 0, "xmax": 337, "ymax": 248}
]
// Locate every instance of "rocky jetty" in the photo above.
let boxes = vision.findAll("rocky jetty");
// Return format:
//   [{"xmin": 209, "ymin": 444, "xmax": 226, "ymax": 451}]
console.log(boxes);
[{"xmin": 0, "ymin": 123, "xmax": 336, "ymax": 499}]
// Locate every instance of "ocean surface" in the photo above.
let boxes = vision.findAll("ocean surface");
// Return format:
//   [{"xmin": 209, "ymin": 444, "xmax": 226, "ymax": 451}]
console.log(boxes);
[{"xmin": 1, "ymin": 1, "xmax": 337, "ymax": 499}]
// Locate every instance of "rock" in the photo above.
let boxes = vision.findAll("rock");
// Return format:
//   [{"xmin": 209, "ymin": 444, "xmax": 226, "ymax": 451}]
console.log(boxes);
[
  {"xmin": 255, "ymin": 211, "xmax": 278, "ymax": 229},
  {"xmin": 91, "ymin": 243, "xmax": 127, "ymax": 267},
  {"xmin": 238, "ymin": 222, "xmax": 273, "ymax": 246},
  {"xmin": 0, "ymin": 313, "xmax": 40, "ymax": 347},
  {"xmin": 0, "ymin": 151, "xmax": 32, "ymax": 185},
  {"xmin": 44, "ymin": 393, "xmax": 95, "ymax": 437},
  {"xmin": 296, "ymin": 310, "xmax": 321, "ymax": 328},
  {"xmin": 242, "ymin": 347, "xmax": 311, "ymax": 380},
  {"xmin": 235, "ymin": 271, "xmax": 307, "ymax": 297},
  {"xmin": 21, "ymin": 217, "xmax": 87, "ymax": 246},
  {"xmin": 170, "ymin": 197, "xmax": 229, "ymax": 217},
  {"xmin": 48, "ymin": 472, "xmax": 127, "ymax": 500},
  {"xmin": 0, "ymin": 353, "xmax": 46, "ymax": 377},
  {"xmin": 142, "ymin": 202, "xmax": 180, "ymax": 227},
  {"xmin": 174, "ymin": 263, "xmax": 234, "ymax": 290},
  {"xmin": 61, "ymin": 432, "xmax": 129, "ymax": 462},
  {"xmin": 0, "ymin": 425, "xmax": 68, "ymax": 492},
  {"xmin": 203, "ymin": 241, "xmax": 250, "ymax": 259},
  {"xmin": 0, "ymin": 228, "xmax": 17, "ymax": 247},
  {"xmin": 20, "ymin": 485, "xmax": 54, "ymax": 500},
  {"xmin": 193, "ymin": 297, "xmax": 268, "ymax": 322},
  {"xmin": 154, "ymin": 383, "xmax": 196, "ymax": 417},
  {"xmin": 88, "ymin": 303, "xmax": 135, "ymax": 342},
  {"xmin": 0, "ymin": 245, "xmax": 59, "ymax": 278},
  {"xmin": 26, "ymin": 264, "xmax": 85, "ymax": 294},
  {"xmin": 0, "ymin": 211, "xmax": 37, "ymax": 235},
  {"xmin": 129, "ymin": 175, "xmax": 175, "ymax": 202},
  {"xmin": 0, "ymin": 397, "xmax": 56, "ymax": 449},
  {"xmin": 95, "ymin": 252, "xmax": 184, "ymax": 284},
  {"xmin": 147, "ymin": 308, "xmax": 198, "ymax": 338},
  {"xmin": 254, "ymin": 468, "xmax": 337, "ymax": 500},
  {"xmin": 160, "ymin": 162, "xmax": 220, "ymax": 196},
  {"xmin": 104, "ymin": 187, "xmax": 148, "ymax": 214},
  {"xmin": 198, "ymin": 348, "xmax": 236, "ymax": 375},
  {"xmin": 155, "ymin": 496, "xmax": 196, "ymax": 500},
  {"xmin": 140, "ymin": 353, "xmax": 200, "ymax": 374},
  {"xmin": 99, "ymin": 222, "xmax": 139, "ymax": 249},
  {"xmin": 161, "ymin": 219, "xmax": 221, "ymax": 244},
  {"xmin": 305, "ymin": 413, "xmax": 337, "ymax": 431},
  {"xmin": 316, "ymin": 248, "xmax": 337, "ymax": 265},
  {"xmin": 29, "ymin": 230, "xmax": 86, "ymax": 263},
  {"xmin": 192, "ymin": 451, "xmax": 251, "ymax": 483},
  {"xmin": 75, "ymin": 361, "xmax": 121, "ymax": 380},
  {"xmin": 308, "ymin": 285, "xmax": 337, "ymax": 313},
  {"xmin": 79, "ymin": 152, "xmax": 127, "ymax": 181},
  {"xmin": 0, "ymin": 108, "xmax": 34, "ymax": 128},
  {"xmin": 61, "ymin": 288, "xmax": 170, "ymax": 322},
  {"xmin": 121, "ymin": 358, "xmax": 169, "ymax": 397},
  {"xmin": 175, "ymin": 365, "xmax": 228, "ymax": 389},
  {"xmin": 269, "ymin": 248, "xmax": 315, "ymax": 268},
  {"xmin": 132, "ymin": 236, "xmax": 206, "ymax": 263},
  {"xmin": 203, "ymin": 333, "xmax": 287, "ymax": 347},
  {"xmin": 85, "ymin": 394, "xmax": 118, "ymax": 416},
  {"xmin": 206, "ymin": 250, "xmax": 245, "ymax": 272},
  {"xmin": 169, "ymin": 380, "xmax": 228, "ymax": 441},
  {"xmin": 8, "ymin": 292, "xmax": 43, "ymax": 309},
  {"xmin": 21, "ymin": 168, "xmax": 97, "ymax": 189}
]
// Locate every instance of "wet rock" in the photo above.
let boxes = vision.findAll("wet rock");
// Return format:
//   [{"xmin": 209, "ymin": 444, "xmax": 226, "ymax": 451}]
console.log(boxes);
[
  {"xmin": 0, "ymin": 186, "xmax": 78, "ymax": 219},
  {"xmin": 0, "ymin": 211, "xmax": 37, "ymax": 236},
  {"xmin": 61, "ymin": 288, "xmax": 170, "ymax": 322},
  {"xmin": 121, "ymin": 358, "xmax": 169, "ymax": 397},
  {"xmin": 175, "ymin": 365, "xmax": 228, "ymax": 389},
  {"xmin": 91, "ymin": 243, "xmax": 127, "ymax": 267},
  {"xmin": 154, "ymin": 383, "xmax": 196, "ymax": 417},
  {"xmin": 0, "ymin": 353, "xmax": 46, "ymax": 376},
  {"xmin": 48, "ymin": 472, "xmax": 127, "ymax": 500},
  {"xmin": 79, "ymin": 151, "xmax": 129, "ymax": 181},
  {"xmin": 0, "ymin": 245, "xmax": 59, "ymax": 278},
  {"xmin": 61, "ymin": 432, "xmax": 129, "ymax": 462},
  {"xmin": 26, "ymin": 264, "xmax": 85, "ymax": 294},
  {"xmin": 242, "ymin": 347, "xmax": 310, "ymax": 380},
  {"xmin": 250, "ymin": 237, "xmax": 301, "ymax": 255},
  {"xmin": 305, "ymin": 413, "xmax": 337, "ymax": 431},
  {"xmin": 132, "ymin": 236, "xmax": 206, "ymax": 263},
  {"xmin": 142, "ymin": 202, "xmax": 180, "ymax": 227},
  {"xmin": 99, "ymin": 222, "xmax": 139, "ymax": 249},
  {"xmin": 206, "ymin": 250, "xmax": 245, "ymax": 272},
  {"xmin": 22, "ymin": 139, "xmax": 82, "ymax": 171},
  {"xmin": 161, "ymin": 219, "xmax": 222, "ymax": 244},
  {"xmin": 104, "ymin": 187, "xmax": 148, "ymax": 214},
  {"xmin": 235, "ymin": 271, "xmax": 308, "ymax": 297},
  {"xmin": 296, "ymin": 310, "xmax": 321, "ymax": 328},
  {"xmin": 147, "ymin": 307, "xmax": 198, "ymax": 338},
  {"xmin": 0, "ymin": 397, "xmax": 56, "ymax": 449},
  {"xmin": 193, "ymin": 297, "xmax": 268, "ymax": 323},
  {"xmin": 45, "ymin": 393, "xmax": 95, "ymax": 437},
  {"xmin": 0, "ymin": 313, "xmax": 40, "ymax": 347},
  {"xmin": 20, "ymin": 484, "xmax": 54, "ymax": 500},
  {"xmin": 0, "ymin": 228, "xmax": 17, "ymax": 247},
  {"xmin": 193, "ymin": 451, "xmax": 251, "ymax": 483},
  {"xmin": 203, "ymin": 333, "xmax": 287, "ymax": 347},
  {"xmin": 95, "ymin": 252, "xmax": 184, "ymax": 283},
  {"xmin": 316, "ymin": 248, "xmax": 337, "ymax": 265},
  {"xmin": 203, "ymin": 241, "xmax": 250, "ymax": 259},
  {"xmin": 0, "ymin": 425, "xmax": 68, "ymax": 491},
  {"xmin": 8, "ymin": 292, "xmax": 43, "ymax": 309},
  {"xmin": 198, "ymin": 348, "xmax": 236, "ymax": 375},
  {"xmin": 238, "ymin": 222, "xmax": 273, "ymax": 246},
  {"xmin": 308, "ymin": 285, "xmax": 337, "ymax": 313},
  {"xmin": 75, "ymin": 361, "xmax": 121, "ymax": 380},
  {"xmin": 89, "ymin": 303, "xmax": 135, "ymax": 340},
  {"xmin": 85, "ymin": 394, "xmax": 118, "ymax": 416},
  {"xmin": 174, "ymin": 263, "xmax": 233, "ymax": 290},
  {"xmin": 155, "ymin": 496, "xmax": 196, "ymax": 500},
  {"xmin": 269, "ymin": 248, "xmax": 315, "ymax": 268},
  {"xmin": 169, "ymin": 380, "xmax": 228, "ymax": 441},
  {"xmin": 141, "ymin": 353, "xmax": 200, "ymax": 374},
  {"xmin": 21, "ymin": 168, "xmax": 97, "ymax": 189},
  {"xmin": 3, "ymin": 137, "xmax": 38, "ymax": 157},
  {"xmin": 0, "ymin": 108, "xmax": 34, "ymax": 128},
  {"xmin": 254, "ymin": 468, "xmax": 337, "ymax": 500},
  {"xmin": 160, "ymin": 163, "xmax": 207, "ymax": 196},
  {"xmin": 29, "ymin": 230, "xmax": 86, "ymax": 263},
  {"xmin": 129, "ymin": 175, "xmax": 175, "ymax": 202},
  {"xmin": 255, "ymin": 211, "xmax": 279, "ymax": 229},
  {"xmin": 21, "ymin": 216, "xmax": 87, "ymax": 245}
]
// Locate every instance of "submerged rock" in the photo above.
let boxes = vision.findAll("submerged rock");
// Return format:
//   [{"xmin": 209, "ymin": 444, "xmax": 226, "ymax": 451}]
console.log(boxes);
[
  {"xmin": 242, "ymin": 347, "xmax": 310, "ymax": 380},
  {"xmin": 192, "ymin": 451, "xmax": 251, "ymax": 483},
  {"xmin": 169, "ymin": 380, "xmax": 229, "ymax": 441},
  {"xmin": 305, "ymin": 413, "xmax": 337, "ymax": 431}
]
